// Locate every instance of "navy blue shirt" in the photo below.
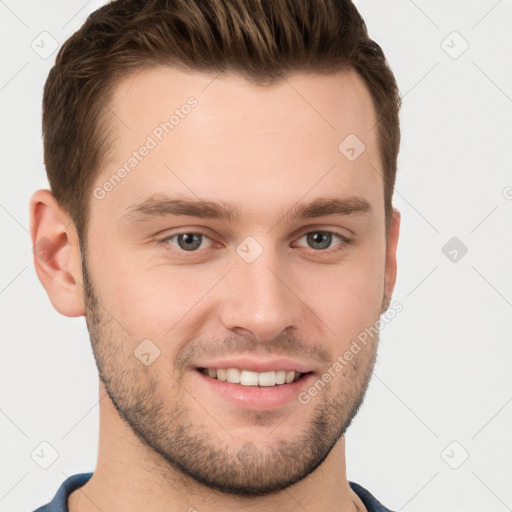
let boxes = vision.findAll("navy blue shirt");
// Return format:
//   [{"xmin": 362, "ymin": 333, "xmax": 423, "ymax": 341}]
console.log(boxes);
[{"xmin": 33, "ymin": 472, "xmax": 395, "ymax": 511}]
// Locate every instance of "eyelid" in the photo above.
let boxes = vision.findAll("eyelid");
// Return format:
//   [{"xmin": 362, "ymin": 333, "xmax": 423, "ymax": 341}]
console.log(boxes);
[
  {"xmin": 292, "ymin": 229, "xmax": 351, "ymax": 251},
  {"xmin": 158, "ymin": 226, "xmax": 352, "ymax": 254},
  {"xmin": 159, "ymin": 229, "xmax": 218, "ymax": 251},
  {"xmin": 293, "ymin": 225, "xmax": 351, "ymax": 240}
]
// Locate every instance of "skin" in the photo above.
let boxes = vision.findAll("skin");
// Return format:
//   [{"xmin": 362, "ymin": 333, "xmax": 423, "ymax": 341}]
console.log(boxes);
[{"xmin": 30, "ymin": 66, "xmax": 400, "ymax": 512}]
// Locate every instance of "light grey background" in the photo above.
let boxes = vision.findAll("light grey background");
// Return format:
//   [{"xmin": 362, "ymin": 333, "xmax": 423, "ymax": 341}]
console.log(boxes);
[{"xmin": 1, "ymin": 1, "xmax": 511, "ymax": 511}]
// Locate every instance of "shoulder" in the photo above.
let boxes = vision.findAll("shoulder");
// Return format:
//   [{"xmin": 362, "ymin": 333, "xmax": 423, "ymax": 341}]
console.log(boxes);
[
  {"xmin": 32, "ymin": 473, "xmax": 93, "ymax": 512},
  {"xmin": 349, "ymin": 481, "xmax": 397, "ymax": 512}
]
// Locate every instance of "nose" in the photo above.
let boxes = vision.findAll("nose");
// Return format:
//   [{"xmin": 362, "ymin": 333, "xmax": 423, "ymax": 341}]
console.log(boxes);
[{"xmin": 218, "ymin": 244, "xmax": 303, "ymax": 343}]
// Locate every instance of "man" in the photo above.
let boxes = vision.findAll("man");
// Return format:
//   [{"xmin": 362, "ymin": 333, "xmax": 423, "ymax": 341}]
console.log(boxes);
[{"xmin": 30, "ymin": 0, "xmax": 401, "ymax": 510}]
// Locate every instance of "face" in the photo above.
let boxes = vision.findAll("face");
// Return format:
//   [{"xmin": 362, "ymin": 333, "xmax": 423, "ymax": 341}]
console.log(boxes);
[{"xmin": 80, "ymin": 66, "xmax": 399, "ymax": 496}]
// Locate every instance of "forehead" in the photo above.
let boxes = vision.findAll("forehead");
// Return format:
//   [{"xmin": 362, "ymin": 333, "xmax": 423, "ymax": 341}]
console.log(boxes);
[
  {"xmin": 94, "ymin": 65, "xmax": 382, "ymax": 222},
  {"xmin": 107, "ymin": 65, "xmax": 377, "ymax": 148}
]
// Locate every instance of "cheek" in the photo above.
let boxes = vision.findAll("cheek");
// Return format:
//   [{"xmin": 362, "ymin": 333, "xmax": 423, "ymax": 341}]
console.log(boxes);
[
  {"xmin": 89, "ymin": 244, "xmax": 225, "ymax": 341},
  {"xmin": 87, "ymin": 228, "xmax": 386, "ymax": 347},
  {"xmin": 301, "ymin": 248, "xmax": 385, "ymax": 338}
]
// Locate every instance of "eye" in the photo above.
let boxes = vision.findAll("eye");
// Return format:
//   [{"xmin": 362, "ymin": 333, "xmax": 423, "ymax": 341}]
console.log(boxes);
[
  {"xmin": 294, "ymin": 230, "xmax": 350, "ymax": 251},
  {"xmin": 158, "ymin": 229, "xmax": 350, "ymax": 255},
  {"xmin": 162, "ymin": 231, "xmax": 214, "ymax": 252}
]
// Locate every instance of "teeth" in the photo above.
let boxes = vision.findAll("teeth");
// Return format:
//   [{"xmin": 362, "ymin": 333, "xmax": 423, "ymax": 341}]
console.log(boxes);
[
  {"xmin": 258, "ymin": 371, "xmax": 276, "ymax": 387},
  {"xmin": 240, "ymin": 370, "xmax": 259, "ymax": 386},
  {"xmin": 201, "ymin": 367, "xmax": 305, "ymax": 386},
  {"xmin": 275, "ymin": 370, "xmax": 286, "ymax": 385},
  {"xmin": 226, "ymin": 368, "xmax": 240, "ymax": 384}
]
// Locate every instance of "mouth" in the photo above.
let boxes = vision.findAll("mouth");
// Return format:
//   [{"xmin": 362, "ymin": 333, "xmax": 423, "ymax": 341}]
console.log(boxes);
[
  {"xmin": 197, "ymin": 367, "xmax": 311, "ymax": 387},
  {"xmin": 192, "ymin": 358, "xmax": 317, "ymax": 410}
]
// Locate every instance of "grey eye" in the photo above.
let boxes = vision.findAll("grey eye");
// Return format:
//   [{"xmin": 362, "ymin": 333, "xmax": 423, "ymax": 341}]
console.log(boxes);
[
  {"xmin": 305, "ymin": 232, "xmax": 335, "ymax": 250},
  {"xmin": 176, "ymin": 233, "xmax": 204, "ymax": 251}
]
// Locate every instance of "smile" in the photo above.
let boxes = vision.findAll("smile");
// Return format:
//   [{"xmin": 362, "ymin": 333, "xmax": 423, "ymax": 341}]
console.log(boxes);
[{"xmin": 198, "ymin": 367, "xmax": 308, "ymax": 387}]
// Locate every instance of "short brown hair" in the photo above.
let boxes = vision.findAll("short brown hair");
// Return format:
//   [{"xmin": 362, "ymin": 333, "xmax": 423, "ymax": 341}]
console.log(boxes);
[{"xmin": 42, "ymin": 0, "xmax": 401, "ymax": 244}]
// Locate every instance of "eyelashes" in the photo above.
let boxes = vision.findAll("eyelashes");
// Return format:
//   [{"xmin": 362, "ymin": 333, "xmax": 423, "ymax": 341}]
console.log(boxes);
[
  {"xmin": 158, "ymin": 229, "xmax": 351, "ymax": 256},
  {"xmin": 292, "ymin": 230, "xmax": 350, "ymax": 251}
]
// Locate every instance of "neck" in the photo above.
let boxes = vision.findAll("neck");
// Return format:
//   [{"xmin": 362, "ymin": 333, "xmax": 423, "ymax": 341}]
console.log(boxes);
[{"xmin": 68, "ymin": 383, "xmax": 365, "ymax": 512}]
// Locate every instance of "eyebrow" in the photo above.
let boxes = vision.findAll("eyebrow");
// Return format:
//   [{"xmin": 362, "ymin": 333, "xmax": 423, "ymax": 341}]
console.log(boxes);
[{"xmin": 121, "ymin": 194, "xmax": 372, "ymax": 224}]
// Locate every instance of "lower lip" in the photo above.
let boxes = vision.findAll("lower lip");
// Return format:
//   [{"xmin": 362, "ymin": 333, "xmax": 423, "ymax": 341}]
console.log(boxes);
[{"xmin": 194, "ymin": 370, "xmax": 316, "ymax": 411}]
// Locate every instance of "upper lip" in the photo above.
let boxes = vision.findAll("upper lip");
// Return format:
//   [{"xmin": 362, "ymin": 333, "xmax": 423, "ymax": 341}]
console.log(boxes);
[{"xmin": 195, "ymin": 357, "xmax": 315, "ymax": 374}]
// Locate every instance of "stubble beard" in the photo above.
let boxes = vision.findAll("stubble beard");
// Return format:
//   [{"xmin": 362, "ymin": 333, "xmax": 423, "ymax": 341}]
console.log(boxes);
[{"xmin": 81, "ymin": 251, "xmax": 383, "ymax": 497}]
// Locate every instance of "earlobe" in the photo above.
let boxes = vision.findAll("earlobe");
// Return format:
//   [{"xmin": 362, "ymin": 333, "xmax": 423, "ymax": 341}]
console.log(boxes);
[
  {"xmin": 383, "ymin": 207, "xmax": 401, "ymax": 310},
  {"xmin": 29, "ymin": 189, "xmax": 86, "ymax": 317}
]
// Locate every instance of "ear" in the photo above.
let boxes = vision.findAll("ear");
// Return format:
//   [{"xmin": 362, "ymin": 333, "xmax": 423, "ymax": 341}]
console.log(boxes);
[
  {"xmin": 382, "ymin": 207, "xmax": 401, "ymax": 311},
  {"xmin": 29, "ymin": 189, "xmax": 85, "ymax": 317}
]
